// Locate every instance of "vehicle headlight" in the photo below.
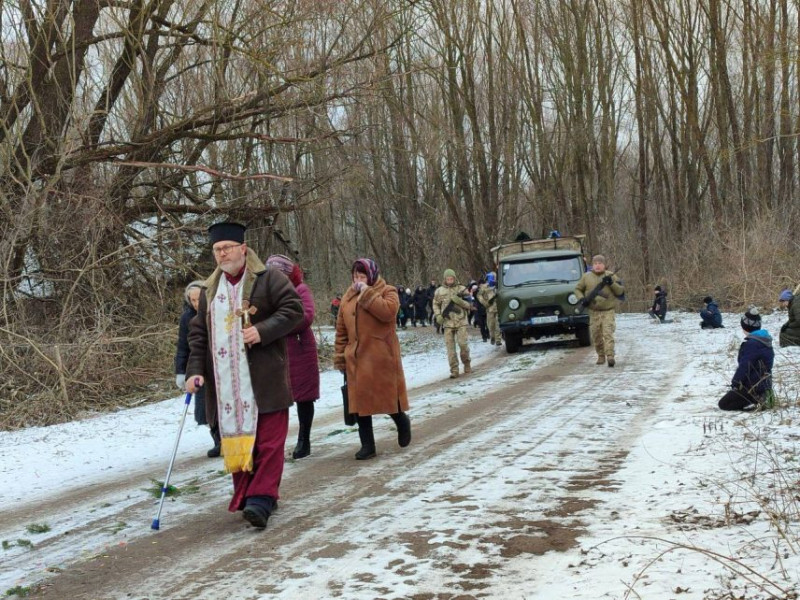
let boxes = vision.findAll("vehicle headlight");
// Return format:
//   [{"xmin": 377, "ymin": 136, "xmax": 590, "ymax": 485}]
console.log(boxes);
[
  {"xmin": 509, "ymin": 313, "xmax": 516, "ymax": 320},
  {"xmin": 567, "ymin": 293, "xmax": 578, "ymax": 305},
  {"xmin": 509, "ymin": 299, "xmax": 520, "ymax": 310}
]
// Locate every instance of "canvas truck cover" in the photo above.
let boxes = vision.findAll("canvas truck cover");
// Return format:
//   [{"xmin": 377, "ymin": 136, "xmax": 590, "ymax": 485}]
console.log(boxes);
[{"xmin": 491, "ymin": 235, "xmax": 586, "ymax": 264}]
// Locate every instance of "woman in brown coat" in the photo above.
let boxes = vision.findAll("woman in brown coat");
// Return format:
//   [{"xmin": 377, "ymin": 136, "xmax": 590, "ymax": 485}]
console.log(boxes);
[{"xmin": 334, "ymin": 258, "xmax": 411, "ymax": 460}]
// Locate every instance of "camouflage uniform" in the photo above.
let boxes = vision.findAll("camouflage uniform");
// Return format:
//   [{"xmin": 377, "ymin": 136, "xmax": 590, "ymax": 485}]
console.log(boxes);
[
  {"xmin": 433, "ymin": 269, "xmax": 472, "ymax": 377},
  {"xmin": 477, "ymin": 283, "xmax": 501, "ymax": 345},
  {"xmin": 574, "ymin": 267, "xmax": 624, "ymax": 365}
]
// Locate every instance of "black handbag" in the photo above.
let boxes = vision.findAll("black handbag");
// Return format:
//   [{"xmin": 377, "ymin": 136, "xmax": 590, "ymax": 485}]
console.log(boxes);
[{"xmin": 341, "ymin": 375, "xmax": 357, "ymax": 426}]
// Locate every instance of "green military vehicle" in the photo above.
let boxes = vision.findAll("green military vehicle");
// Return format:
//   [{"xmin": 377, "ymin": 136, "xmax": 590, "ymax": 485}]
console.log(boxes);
[{"xmin": 492, "ymin": 235, "xmax": 591, "ymax": 353}]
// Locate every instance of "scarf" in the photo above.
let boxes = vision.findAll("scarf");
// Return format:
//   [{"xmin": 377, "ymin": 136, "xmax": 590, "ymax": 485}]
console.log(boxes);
[{"xmin": 352, "ymin": 258, "xmax": 379, "ymax": 285}]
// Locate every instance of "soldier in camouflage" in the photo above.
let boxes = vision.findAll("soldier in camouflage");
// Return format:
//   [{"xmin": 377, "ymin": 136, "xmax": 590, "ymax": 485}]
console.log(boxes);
[
  {"xmin": 574, "ymin": 255, "xmax": 625, "ymax": 367},
  {"xmin": 477, "ymin": 272, "xmax": 501, "ymax": 346},
  {"xmin": 433, "ymin": 269, "xmax": 472, "ymax": 378}
]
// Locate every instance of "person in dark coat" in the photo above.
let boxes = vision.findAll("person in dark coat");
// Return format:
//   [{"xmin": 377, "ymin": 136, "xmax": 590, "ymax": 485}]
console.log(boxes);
[
  {"xmin": 412, "ymin": 286, "xmax": 429, "ymax": 326},
  {"xmin": 427, "ymin": 280, "xmax": 438, "ymax": 331},
  {"xmin": 648, "ymin": 285, "xmax": 668, "ymax": 322},
  {"xmin": 700, "ymin": 296, "xmax": 724, "ymax": 329},
  {"xmin": 395, "ymin": 286, "xmax": 404, "ymax": 329},
  {"xmin": 401, "ymin": 288, "xmax": 414, "ymax": 329},
  {"xmin": 719, "ymin": 308, "xmax": 774, "ymax": 410},
  {"xmin": 175, "ymin": 280, "xmax": 219, "ymax": 457},
  {"xmin": 472, "ymin": 282, "xmax": 489, "ymax": 341},
  {"xmin": 266, "ymin": 255, "xmax": 320, "ymax": 460},
  {"xmin": 186, "ymin": 222, "xmax": 304, "ymax": 529},
  {"xmin": 779, "ymin": 287, "xmax": 800, "ymax": 347}
]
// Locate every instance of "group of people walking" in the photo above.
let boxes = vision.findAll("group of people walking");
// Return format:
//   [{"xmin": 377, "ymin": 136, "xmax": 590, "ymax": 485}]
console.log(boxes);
[{"xmin": 174, "ymin": 223, "xmax": 412, "ymax": 530}]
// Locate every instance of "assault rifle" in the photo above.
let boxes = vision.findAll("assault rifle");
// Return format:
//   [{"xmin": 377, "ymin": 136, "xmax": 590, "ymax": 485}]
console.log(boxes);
[
  {"xmin": 441, "ymin": 291, "xmax": 472, "ymax": 321},
  {"xmin": 441, "ymin": 300, "xmax": 458, "ymax": 321},
  {"xmin": 577, "ymin": 267, "xmax": 623, "ymax": 314}
]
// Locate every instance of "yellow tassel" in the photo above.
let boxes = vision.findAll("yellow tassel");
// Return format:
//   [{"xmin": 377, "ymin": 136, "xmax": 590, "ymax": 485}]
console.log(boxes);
[{"xmin": 221, "ymin": 435, "xmax": 255, "ymax": 474}]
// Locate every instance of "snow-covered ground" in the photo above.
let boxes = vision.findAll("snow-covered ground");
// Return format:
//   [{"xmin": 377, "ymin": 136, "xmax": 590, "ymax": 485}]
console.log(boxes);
[
  {"xmin": 0, "ymin": 325, "xmax": 491, "ymax": 509},
  {"xmin": 1, "ymin": 313, "xmax": 799, "ymax": 599}
]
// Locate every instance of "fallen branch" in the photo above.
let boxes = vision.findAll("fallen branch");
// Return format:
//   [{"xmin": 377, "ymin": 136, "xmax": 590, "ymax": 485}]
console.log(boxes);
[{"xmin": 106, "ymin": 160, "xmax": 294, "ymax": 182}]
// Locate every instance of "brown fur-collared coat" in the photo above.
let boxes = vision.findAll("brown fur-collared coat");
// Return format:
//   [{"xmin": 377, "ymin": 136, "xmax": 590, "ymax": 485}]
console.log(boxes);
[{"xmin": 334, "ymin": 277, "xmax": 409, "ymax": 416}]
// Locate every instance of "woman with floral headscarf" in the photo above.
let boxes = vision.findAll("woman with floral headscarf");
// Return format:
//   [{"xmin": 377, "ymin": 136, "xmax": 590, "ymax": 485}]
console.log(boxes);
[
  {"xmin": 266, "ymin": 254, "xmax": 321, "ymax": 459},
  {"xmin": 334, "ymin": 258, "xmax": 411, "ymax": 459}
]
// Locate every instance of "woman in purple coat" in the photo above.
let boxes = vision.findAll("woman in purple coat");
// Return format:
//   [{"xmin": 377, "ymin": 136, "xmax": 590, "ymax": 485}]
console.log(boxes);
[{"xmin": 267, "ymin": 255, "xmax": 320, "ymax": 458}]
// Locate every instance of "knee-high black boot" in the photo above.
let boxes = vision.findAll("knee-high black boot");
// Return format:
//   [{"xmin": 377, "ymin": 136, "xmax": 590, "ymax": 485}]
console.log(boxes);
[
  {"xmin": 292, "ymin": 401, "xmax": 315, "ymax": 459},
  {"xmin": 208, "ymin": 424, "xmax": 221, "ymax": 458},
  {"xmin": 355, "ymin": 416, "xmax": 376, "ymax": 460},
  {"xmin": 390, "ymin": 412, "xmax": 412, "ymax": 448}
]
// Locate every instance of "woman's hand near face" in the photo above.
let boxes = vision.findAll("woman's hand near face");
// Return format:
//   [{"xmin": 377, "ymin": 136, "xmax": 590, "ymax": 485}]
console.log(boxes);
[{"xmin": 352, "ymin": 271, "xmax": 369, "ymax": 294}]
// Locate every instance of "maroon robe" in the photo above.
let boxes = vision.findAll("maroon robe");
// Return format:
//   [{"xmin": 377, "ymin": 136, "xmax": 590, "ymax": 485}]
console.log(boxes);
[{"xmin": 229, "ymin": 409, "xmax": 289, "ymax": 511}]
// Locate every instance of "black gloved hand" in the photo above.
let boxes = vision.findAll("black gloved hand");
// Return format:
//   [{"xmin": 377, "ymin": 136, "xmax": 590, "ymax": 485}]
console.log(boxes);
[
  {"xmin": 580, "ymin": 298, "xmax": 591, "ymax": 307},
  {"xmin": 602, "ymin": 275, "xmax": 613, "ymax": 286}
]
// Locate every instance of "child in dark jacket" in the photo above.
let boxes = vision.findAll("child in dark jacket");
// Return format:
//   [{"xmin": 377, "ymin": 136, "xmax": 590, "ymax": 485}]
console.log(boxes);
[
  {"xmin": 700, "ymin": 296, "xmax": 724, "ymax": 329},
  {"xmin": 718, "ymin": 308, "xmax": 775, "ymax": 411},
  {"xmin": 648, "ymin": 286, "xmax": 668, "ymax": 322}
]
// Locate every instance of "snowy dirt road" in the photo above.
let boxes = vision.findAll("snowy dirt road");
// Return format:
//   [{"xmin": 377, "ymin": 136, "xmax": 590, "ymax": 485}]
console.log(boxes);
[{"xmin": 3, "ymin": 316, "xmax": 799, "ymax": 600}]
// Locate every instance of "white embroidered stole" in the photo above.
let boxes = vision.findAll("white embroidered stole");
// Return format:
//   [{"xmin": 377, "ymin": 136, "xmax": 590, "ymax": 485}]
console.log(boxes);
[{"xmin": 209, "ymin": 276, "xmax": 258, "ymax": 473}]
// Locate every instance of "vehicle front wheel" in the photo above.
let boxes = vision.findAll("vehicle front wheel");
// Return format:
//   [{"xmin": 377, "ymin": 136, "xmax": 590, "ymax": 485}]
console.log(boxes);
[
  {"xmin": 505, "ymin": 333, "xmax": 522, "ymax": 354},
  {"xmin": 576, "ymin": 325, "xmax": 591, "ymax": 347}
]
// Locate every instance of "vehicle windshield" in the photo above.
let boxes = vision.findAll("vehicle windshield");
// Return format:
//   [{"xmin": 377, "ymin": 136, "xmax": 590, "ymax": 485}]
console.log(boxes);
[{"xmin": 501, "ymin": 256, "xmax": 583, "ymax": 287}]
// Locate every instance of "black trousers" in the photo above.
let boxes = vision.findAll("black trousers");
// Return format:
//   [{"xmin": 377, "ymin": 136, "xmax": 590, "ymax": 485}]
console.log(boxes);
[{"xmin": 719, "ymin": 389, "xmax": 759, "ymax": 411}]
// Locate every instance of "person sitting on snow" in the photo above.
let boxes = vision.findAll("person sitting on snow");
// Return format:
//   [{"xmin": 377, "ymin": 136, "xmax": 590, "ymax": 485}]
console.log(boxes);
[
  {"xmin": 648, "ymin": 285, "xmax": 668, "ymax": 323},
  {"xmin": 700, "ymin": 296, "xmax": 724, "ymax": 329},
  {"xmin": 718, "ymin": 308, "xmax": 774, "ymax": 411},
  {"xmin": 779, "ymin": 286, "xmax": 800, "ymax": 347}
]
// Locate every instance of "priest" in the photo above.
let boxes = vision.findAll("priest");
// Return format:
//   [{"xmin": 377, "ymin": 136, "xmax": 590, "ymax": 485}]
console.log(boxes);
[{"xmin": 186, "ymin": 222, "xmax": 303, "ymax": 529}]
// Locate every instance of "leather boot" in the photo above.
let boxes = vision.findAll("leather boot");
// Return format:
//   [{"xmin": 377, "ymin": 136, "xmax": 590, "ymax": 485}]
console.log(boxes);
[
  {"xmin": 242, "ymin": 495, "xmax": 276, "ymax": 529},
  {"xmin": 355, "ymin": 416, "xmax": 376, "ymax": 460},
  {"xmin": 390, "ymin": 412, "xmax": 412, "ymax": 448},
  {"xmin": 292, "ymin": 402, "xmax": 314, "ymax": 459},
  {"xmin": 596, "ymin": 355, "xmax": 605, "ymax": 365},
  {"xmin": 464, "ymin": 362, "xmax": 472, "ymax": 374},
  {"xmin": 207, "ymin": 425, "xmax": 221, "ymax": 458},
  {"xmin": 607, "ymin": 356, "xmax": 616, "ymax": 367}
]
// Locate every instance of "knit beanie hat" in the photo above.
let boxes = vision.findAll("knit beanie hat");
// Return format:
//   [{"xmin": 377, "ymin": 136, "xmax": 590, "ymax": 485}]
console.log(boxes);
[
  {"xmin": 779, "ymin": 289, "xmax": 793, "ymax": 302},
  {"xmin": 654, "ymin": 285, "xmax": 662, "ymax": 292},
  {"xmin": 266, "ymin": 254, "xmax": 294, "ymax": 276},
  {"xmin": 703, "ymin": 296, "xmax": 713, "ymax": 305},
  {"xmin": 740, "ymin": 307, "xmax": 762, "ymax": 333},
  {"xmin": 443, "ymin": 268, "xmax": 456, "ymax": 280}
]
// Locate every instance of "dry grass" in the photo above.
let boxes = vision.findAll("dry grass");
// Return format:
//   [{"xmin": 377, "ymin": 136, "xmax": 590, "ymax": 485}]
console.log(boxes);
[
  {"xmin": 606, "ymin": 213, "xmax": 800, "ymax": 313},
  {"xmin": 0, "ymin": 307, "xmax": 177, "ymax": 430}
]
